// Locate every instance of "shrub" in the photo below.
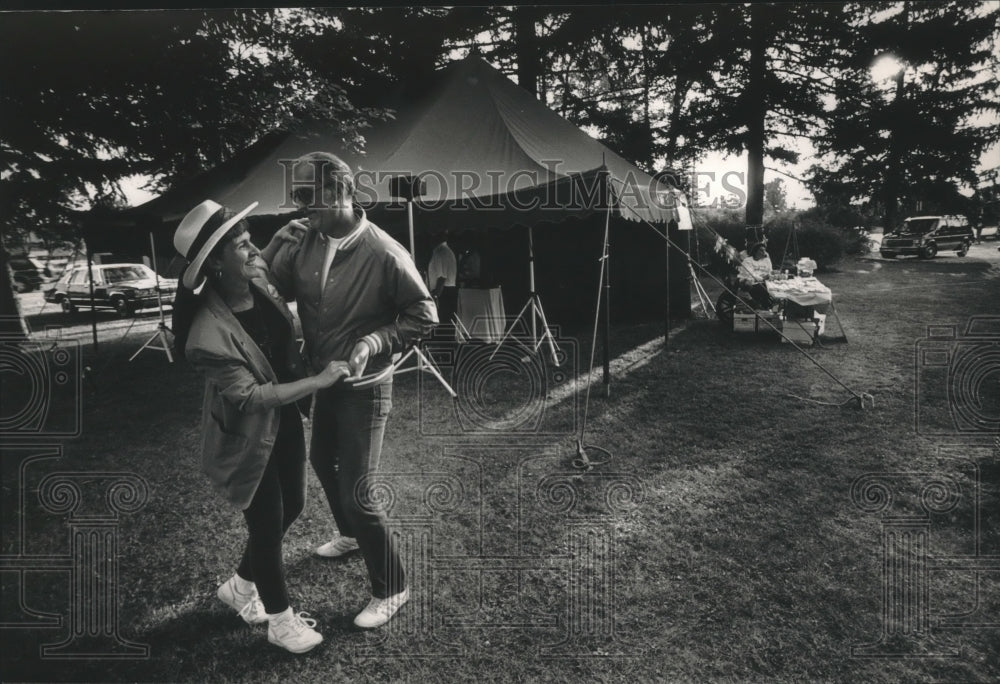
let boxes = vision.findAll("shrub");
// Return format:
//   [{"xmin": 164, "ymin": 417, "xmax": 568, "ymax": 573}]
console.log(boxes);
[
  {"xmin": 690, "ymin": 208, "xmax": 746, "ymax": 276},
  {"xmin": 765, "ymin": 215, "xmax": 846, "ymax": 272},
  {"xmin": 691, "ymin": 208, "xmax": 847, "ymax": 275}
]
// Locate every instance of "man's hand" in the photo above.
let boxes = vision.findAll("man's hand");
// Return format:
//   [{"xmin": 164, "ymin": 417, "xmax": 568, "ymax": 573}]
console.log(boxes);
[
  {"xmin": 261, "ymin": 219, "xmax": 308, "ymax": 267},
  {"xmin": 316, "ymin": 360, "xmax": 350, "ymax": 388},
  {"xmin": 348, "ymin": 339, "xmax": 372, "ymax": 379},
  {"xmin": 274, "ymin": 220, "xmax": 307, "ymax": 246}
]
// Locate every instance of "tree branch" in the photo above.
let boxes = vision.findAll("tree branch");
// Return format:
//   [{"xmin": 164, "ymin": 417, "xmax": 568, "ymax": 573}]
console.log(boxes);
[{"xmin": 764, "ymin": 166, "xmax": 809, "ymax": 183}]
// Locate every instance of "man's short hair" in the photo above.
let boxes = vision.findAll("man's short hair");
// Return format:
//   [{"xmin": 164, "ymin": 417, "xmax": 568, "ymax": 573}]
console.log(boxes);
[{"xmin": 296, "ymin": 151, "xmax": 355, "ymax": 201}]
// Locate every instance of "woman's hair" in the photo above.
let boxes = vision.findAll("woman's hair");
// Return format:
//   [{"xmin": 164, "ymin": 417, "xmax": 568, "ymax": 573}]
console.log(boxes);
[
  {"xmin": 171, "ymin": 218, "xmax": 249, "ymax": 360},
  {"xmin": 170, "ymin": 282, "xmax": 202, "ymax": 362}
]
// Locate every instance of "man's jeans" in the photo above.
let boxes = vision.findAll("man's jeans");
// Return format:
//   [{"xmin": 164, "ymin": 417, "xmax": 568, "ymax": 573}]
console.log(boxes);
[{"xmin": 310, "ymin": 381, "xmax": 405, "ymax": 598}]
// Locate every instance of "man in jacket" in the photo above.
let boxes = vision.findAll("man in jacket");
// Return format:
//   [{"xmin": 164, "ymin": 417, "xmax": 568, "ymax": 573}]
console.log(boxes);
[{"xmin": 261, "ymin": 151, "xmax": 437, "ymax": 629}]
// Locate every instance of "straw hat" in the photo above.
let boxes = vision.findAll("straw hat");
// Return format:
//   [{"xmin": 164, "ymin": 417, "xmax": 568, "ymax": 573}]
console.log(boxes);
[{"xmin": 174, "ymin": 200, "xmax": 258, "ymax": 289}]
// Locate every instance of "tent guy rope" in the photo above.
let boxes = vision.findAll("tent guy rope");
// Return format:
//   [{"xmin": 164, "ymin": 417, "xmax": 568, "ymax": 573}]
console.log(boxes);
[{"xmin": 609, "ymin": 177, "xmax": 875, "ymax": 411}]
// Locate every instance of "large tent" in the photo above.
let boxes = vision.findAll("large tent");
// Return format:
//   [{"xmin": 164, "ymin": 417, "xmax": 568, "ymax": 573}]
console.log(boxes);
[
  {"xmin": 86, "ymin": 56, "xmax": 693, "ymax": 321},
  {"xmin": 110, "ymin": 56, "xmax": 686, "ymax": 224}
]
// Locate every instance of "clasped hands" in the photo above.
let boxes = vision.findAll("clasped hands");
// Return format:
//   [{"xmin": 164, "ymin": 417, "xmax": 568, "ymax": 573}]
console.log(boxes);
[
  {"xmin": 274, "ymin": 218, "xmax": 375, "ymax": 383},
  {"xmin": 315, "ymin": 339, "xmax": 375, "ymax": 388}
]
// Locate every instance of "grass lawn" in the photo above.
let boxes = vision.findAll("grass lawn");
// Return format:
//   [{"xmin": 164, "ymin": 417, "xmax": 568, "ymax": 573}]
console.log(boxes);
[{"xmin": 2, "ymin": 245, "xmax": 999, "ymax": 682}]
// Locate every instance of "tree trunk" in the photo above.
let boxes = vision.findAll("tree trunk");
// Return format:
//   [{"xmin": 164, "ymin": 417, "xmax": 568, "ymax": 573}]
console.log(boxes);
[
  {"xmin": 664, "ymin": 78, "xmax": 689, "ymax": 168},
  {"xmin": 745, "ymin": 4, "xmax": 768, "ymax": 245},
  {"xmin": 884, "ymin": 3, "xmax": 909, "ymax": 233},
  {"xmin": 883, "ymin": 67, "xmax": 905, "ymax": 232},
  {"xmin": 0, "ymin": 245, "xmax": 28, "ymax": 339},
  {"xmin": 639, "ymin": 23, "xmax": 654, "ymax": 170},
  {"xmin": 513, "ymin": 7, "xmax": 540, "ymax": 98}
]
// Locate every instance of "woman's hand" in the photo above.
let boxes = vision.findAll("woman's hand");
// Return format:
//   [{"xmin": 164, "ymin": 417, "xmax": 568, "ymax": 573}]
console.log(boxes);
[{"xmin": 315, "ymin": 360, "xmax": 350, "ymax": 388}]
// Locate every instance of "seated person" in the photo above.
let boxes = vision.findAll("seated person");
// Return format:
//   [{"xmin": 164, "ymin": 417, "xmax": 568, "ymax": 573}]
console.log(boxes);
[{"xmin": 738, "ymin": 242, "xmax": 774, "ymax": 309}]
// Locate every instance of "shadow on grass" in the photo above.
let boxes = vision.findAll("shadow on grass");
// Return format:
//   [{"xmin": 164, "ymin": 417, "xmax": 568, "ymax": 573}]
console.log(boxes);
[
  {"xmin": 862, "ymin": 256, "xmax": 994, "ymax": 276},
  {"xmin": 24, "ymin": 306, "xmax": 166, "ymax": 332},
  {"xmin": 5, "ymin": 258, "xmax": 999, "ymax": 682}
]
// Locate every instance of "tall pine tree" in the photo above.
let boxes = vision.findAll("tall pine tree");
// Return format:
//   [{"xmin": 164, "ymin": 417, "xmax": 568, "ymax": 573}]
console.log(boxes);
[
  {"xmin": 687, "ymin": 4, "xmax": 851, "ymax": 241},
  {"xmin": 810, "ymin": 1, "xmax": 1000, "ymax": 230}
]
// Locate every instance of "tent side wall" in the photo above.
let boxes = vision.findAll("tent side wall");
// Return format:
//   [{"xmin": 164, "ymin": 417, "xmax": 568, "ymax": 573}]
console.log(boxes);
[
  {"xmin": 85, "ymin": 202, "xmax": 692, "ymax": 326},
  {"xmin": 369, "ymin": 206, "xmax": 691, "ymax": 325}
]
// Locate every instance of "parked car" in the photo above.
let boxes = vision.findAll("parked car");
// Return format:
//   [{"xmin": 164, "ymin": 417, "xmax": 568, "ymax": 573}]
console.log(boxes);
[
  {"xmin": 27, "ymin": 253, "xmax": 73, "ymax": 282},
  {"xmin": 44, "ymin": 263, "xmax": 178, "ymax": 317},
  {"xmin": 977, "ymin": 224, "xmax": 998, "ymax": 241},
  {"xmin": 880, "ymin": 215, "xmax": 974, "ymax": 259},
  {"xmin": 7, "ymin": 255, "xmax": 44, "ymax": 292}
]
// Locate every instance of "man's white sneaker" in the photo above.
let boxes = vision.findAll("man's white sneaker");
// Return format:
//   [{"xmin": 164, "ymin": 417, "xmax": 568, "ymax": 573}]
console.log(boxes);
[
  {"xmin": 267, "ymin": 609, "xmax": 323, "ymax": 654},
  {"xmin": 353, "ymin": 588, "xmax": 409, "ymax": 629},
  {"xmin": 217, "ymin": 577, "xmax": 267, "ymax": 625},
  {"xmin": 314, "ymin": 536, "xmax": 360, "ymax": 558}
]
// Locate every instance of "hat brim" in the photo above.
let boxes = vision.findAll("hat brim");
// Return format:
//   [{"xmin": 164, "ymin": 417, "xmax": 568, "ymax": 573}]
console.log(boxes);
[{"xmin": 181, "ymin": 201, "xmax": 259, "ymax": 289}]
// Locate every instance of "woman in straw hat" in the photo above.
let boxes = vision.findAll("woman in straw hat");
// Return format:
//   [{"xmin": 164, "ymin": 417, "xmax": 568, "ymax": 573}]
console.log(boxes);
[{"xmin": 172, "ymin": 199, "xmax": 348, "ymax": 654}]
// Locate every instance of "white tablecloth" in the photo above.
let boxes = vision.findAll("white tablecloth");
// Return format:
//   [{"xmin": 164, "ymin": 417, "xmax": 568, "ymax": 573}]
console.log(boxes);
[
  {"xmin": 456, "ymin": 287, "xmax": 506, "ymax": 342},
  {"xmin": 766, "ymin": 276, "xmax": 832, "ymax": 309}
]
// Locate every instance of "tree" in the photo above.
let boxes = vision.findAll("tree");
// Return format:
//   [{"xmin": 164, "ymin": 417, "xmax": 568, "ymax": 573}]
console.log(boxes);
[
  {"xmin": 538, "ymin": 6, "xmax": 722, "ymax": 173},
  {"xmin": 764, "ymin": 178, "xmax": 789, "ymax": 213},
  {"xmin": 284, "ymin": 7, "xmax": 491, "ymax": 107},
  {"xmin": 687, "ymin": 4, "xmax": 852, "ymax": 241},
  {"xmin": 810, "ymin": 1, "xmax": 1000, "ymax": 231},
  {"xmin": 0, "ymin": 10, "xmax": 375, "ymax": 242}
]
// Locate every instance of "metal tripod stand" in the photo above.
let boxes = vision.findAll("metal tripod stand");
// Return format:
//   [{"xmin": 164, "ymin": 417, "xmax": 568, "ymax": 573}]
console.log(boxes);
[
  {"xmin": 129, "ymin": 233, "xmax": 173, "ymax": 363},
  {"xmin": 396, "ymin": 193, "xmax": 456, "ymax": 395},
  {"xmin": 490, "ymin": 226, "xmax": 560, "ymax": 365}
]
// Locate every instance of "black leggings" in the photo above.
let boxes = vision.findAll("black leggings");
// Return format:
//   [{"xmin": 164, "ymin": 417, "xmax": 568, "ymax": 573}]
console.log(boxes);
[
  {"xmin": 746, "ymin": 283, "xmax": 773, "ymax": 309},
  {"xmin": 236, "ymin": 405, "xmax": 306, "ymax": 614}
]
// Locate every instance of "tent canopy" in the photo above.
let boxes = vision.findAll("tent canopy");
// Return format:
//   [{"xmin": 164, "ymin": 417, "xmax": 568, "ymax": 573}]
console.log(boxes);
[{"xmin": 116, "ymin": 56, "xmax": 685, "ymax": 229}]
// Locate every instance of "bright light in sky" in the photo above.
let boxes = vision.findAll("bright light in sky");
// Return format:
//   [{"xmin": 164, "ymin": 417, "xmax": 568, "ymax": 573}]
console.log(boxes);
[{"xmin": 870, "ymin": 54, "xmax": 905, "ymax": 82}]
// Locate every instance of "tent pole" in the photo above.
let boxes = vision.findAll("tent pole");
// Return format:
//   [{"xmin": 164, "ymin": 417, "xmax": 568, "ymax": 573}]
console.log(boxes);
[
  {"xmin": 528, "ymin": 226, "xmax": 537, "ymax": 343},
  {"xmin": 406, "ymin": 199, "xmax": 420, "ymax": 372},
  {"xmin": 601, "ymin": 171, "xmax": 611, "ymax": 398},
  {"xmin": 406, "ymin": 199, "xmax": 416, "ymax": 260},
  {"xmin": 665, "ymin": 222, "xmax": 671, "ymax": 346},
  {"xmin": 85, "ymin": 239, "xmax": 98, "ymax": 353}
]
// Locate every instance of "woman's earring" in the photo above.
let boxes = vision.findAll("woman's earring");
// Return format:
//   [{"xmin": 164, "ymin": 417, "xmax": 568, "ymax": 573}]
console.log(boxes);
[{"xmin": 214, "ymin": 268, "xmax": 223, "ymax": 280}]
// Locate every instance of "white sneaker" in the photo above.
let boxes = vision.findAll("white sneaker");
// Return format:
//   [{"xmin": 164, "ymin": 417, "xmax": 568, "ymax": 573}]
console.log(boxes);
[
  {"xmin": 267, "ymin": 609, "xmax": 323, "ymax": 654},
  {"xmin": 353, "ymin": 588, "xmax": 409, "ymax": 629},
  {"xmin": 217, "ymin": 577, "xmax": 267, "ymax": 625},
  {"xmin": 314, "ymin": 536, "xmax": 360, "ymax": 558}
]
